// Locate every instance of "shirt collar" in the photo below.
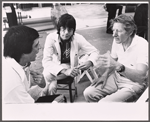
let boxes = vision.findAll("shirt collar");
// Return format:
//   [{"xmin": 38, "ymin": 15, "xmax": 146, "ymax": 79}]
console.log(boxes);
[{"xmin": 128, "ymin": 35, "xmax": 138, "ymax": 48}]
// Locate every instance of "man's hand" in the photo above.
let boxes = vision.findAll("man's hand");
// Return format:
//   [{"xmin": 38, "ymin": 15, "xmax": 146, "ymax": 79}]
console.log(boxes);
[
  {"xmin": 41, "ymin": 83, "xmax": 50, "ymax": 96},
  {"xmin": 99, "ymin": 51, "xmax": 118, "ymax": 68},
  {"xmin": 64, "ymin": 68, "xmax": 80, "ymax": 77},
  {"xmin": 78, "ymin": 61, "xmax": 93, "ymax": 71},
  {"xmin": 91, "ymin": 76, "xmax": 108, "ymax": 89},
  {"xmin": 30, "ymin": 71, "xmax": 46, "ymax": 88}
]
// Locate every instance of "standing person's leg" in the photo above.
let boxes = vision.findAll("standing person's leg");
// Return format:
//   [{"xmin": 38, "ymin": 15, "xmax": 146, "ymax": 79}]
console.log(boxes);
[
  {"xmin": 83, "ymin": 73, "xmax": 118, "ymax": 102},
  {"xmin": 117, "ymin": 5, "xmax": 123, "ymax": 15},
  {"xmin": 106, "ymin": 7, "xmax": 117, "ymax": 33},
  {"xmin": 6, "ymin": 13, "xmax": 13, "ymax": 27}
]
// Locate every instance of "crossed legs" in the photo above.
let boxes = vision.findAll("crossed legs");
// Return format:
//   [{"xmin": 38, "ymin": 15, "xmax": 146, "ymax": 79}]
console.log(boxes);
[{"xmin": 84, "ymin": 73, "xmax": 138, "ymax": 102}]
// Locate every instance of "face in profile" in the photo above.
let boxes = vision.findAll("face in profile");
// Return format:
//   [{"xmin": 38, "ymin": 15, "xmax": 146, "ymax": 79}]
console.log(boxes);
[
  {"xmin": 23, "ymin": 38, "xmax": 40, "ymax": 62},
  {"xmin": 59, "ymin": 27, "xmax": 74, "ymax": 41},
  {"xmin": 112, "ymin": 22, "xmax": 130, "ymax": 44}
]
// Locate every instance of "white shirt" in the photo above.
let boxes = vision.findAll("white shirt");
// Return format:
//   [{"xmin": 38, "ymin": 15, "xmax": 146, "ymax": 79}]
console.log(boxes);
[
  {"xmin": 2, "ymin": 57, "xmax": 34, "ymax": 104},
  {"xmin": 111, "ymin": 35, "xmax": 148, "ymax": 89}
]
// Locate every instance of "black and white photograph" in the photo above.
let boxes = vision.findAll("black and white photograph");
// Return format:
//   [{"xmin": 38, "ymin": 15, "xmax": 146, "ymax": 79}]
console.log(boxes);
[{"xmin": 1, "ymin": 1, "xmax": 149, "ymax": 121}]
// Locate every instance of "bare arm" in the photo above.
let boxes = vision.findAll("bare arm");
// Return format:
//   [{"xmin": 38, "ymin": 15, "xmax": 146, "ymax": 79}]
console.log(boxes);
[
  {"xmin": 117, "ymin": 63, "xmax": 148, "ymax": 85},
  {"xmin": 100, "ymin": 51, "xmax": 148, "ymax": 84}
]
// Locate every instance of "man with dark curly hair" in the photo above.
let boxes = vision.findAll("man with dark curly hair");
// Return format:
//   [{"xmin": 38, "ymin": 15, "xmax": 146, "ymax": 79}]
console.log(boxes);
[{"xmin": 42, "ymin": 13, "xmax": 99, "ymax": 96}]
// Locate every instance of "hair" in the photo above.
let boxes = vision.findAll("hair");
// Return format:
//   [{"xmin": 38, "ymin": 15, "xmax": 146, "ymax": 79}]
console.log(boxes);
[
  {"xmin": 4, "ymin": 25, "xmax": 39, "ymax": 63},
  {"xmin": 57, "ymin": 13, "xmax": 76, "ymax": 35},
  {"xmin": 111, "ymin": 14, "xmax": 137, "ymax": 37}
]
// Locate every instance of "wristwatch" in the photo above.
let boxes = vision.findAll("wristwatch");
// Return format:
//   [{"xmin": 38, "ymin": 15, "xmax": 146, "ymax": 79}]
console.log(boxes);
[{"xmin": 116, "ymin": 64, "xmax": 125, "ymax": 73}]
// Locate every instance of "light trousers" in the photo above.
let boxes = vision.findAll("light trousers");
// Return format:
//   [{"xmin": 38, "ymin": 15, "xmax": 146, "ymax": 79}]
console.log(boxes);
[
  {"xmin": 84, "ymin": 72, "xmax": 144, "ymax": 102},
  {"xmin": 42, "ymin": 63, "xmax": 70, "ymax": 95}
]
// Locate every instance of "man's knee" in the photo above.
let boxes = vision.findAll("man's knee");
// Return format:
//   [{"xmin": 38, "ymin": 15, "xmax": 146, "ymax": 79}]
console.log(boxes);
[
  {"xmin": 83, "ymin": 86, "xmax": 92, "ymax": 98},
  {"xmin": 42, "ymin": 81, "xmax": 57, "ymax": 96},
  {"xmin": 83, "ymin": 86, "xmax": 101, "ymax": 102},
  {"xmin": 49, "ymin": 81, "xmax": 57, "ymax": 89},
  {"xmin": 43, "ymin": 70, "xmax": 56, "ymax": 83}
]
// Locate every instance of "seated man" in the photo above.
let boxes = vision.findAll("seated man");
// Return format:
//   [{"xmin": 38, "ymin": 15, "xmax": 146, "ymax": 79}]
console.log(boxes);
[
  {"xmin": 84, "ymin": 14, "xmax": 148, "ymax": 102},
  {"xmin": 3, "ymin": 25, "xmax": 65, "ymax": 103},
  {"xmin": 42, "ymin": 13, "xmax": 99, "ymax": 95}
]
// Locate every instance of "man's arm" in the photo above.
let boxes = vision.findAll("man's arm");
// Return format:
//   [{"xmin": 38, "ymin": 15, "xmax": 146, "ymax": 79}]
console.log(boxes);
[
  {"xmin": 116, "ymin": 62, "xmax": 148, "ymax": 85},
  {"xmin": 57, "ymin": 68, "xmax": 80, "ymax": 80},
  {"xmin": 42, "ymin": 33, "xmax": 64, "ymax": 76},
  {"xmin": 100, "ymin": 51, "xmax": 148, "ymax": 84},
  {"xmin": 77, "ymin": 34, "xmax": 99, "ymax": 70}
]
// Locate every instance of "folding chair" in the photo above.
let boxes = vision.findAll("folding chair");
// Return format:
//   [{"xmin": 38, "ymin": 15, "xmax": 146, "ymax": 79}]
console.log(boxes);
[
  {"xmin": 77, "ymin": 66, "xmax": 98, "ymax": 83},
  {"xmin": 77, "ymin": 54, "xmax": 98, "ymax": 83}
]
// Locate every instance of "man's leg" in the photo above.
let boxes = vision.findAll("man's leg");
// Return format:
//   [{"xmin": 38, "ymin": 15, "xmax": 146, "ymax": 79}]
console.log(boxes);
[
  {"xmin": 42, "ymin": 70, "xmax": 57, "ymax": 95},
  {"xmin": 83, "ymin": 73, "xmax": 118, "ymax": 102},
  {"xmin": 117, "ymin": 5, "xmax": 123, "ymax": 15},
  {"xmin": 106, "ymin": 7, "xmax": 117, "ymax": 33},
  {"xmin": 28, "ymin": 85, "xmax": 43, "ymax": 101},
  {"xmin": 98, "ymin": 87, "xmax": 136, "ymax": 102},
  {"xmin": 42, "ymin": 63, "xmax": 70, "ymax": 95}
]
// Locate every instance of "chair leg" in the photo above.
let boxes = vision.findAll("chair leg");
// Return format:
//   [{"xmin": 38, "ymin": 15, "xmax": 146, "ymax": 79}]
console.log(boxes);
[
  {"xmin": 75, "ymin": 86, "xmax": 78, "ymax": 97},
  {"xmin": 73, "ymin": 79, "xmax": 78, "ymax": 97},
  {"xmin": 69, "ymin": 83, "xmax": 73, "ymax": 103}
]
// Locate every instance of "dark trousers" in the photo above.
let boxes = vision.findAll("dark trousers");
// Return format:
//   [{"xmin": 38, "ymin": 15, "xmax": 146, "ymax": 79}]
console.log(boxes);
[
  {"xmin": 106, "ymin": 4, "xmax": 123, "ymax": 33},
  {"xmin": 106, "ymin": 7, "xmax": 117, "ymax": 32},
  {"xmin": 6, "ymin": 13, "xmax": 18, "ymax": 27},
  {"xmin": 137, "ymin": 26, "xmax": 148, "ymax": 40},
  {"xmin": 116, "ymin": 5, "xmax": 123, "ymax": 15}
]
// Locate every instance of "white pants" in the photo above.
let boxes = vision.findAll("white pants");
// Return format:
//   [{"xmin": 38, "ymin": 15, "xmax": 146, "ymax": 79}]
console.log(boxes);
[
  {"xmin": 42, "ymin": 63, "xmax": 70, "ymax": 95},
  {"xmin": 28, "ymin": 85, "xmax": 43, "ymax": 101}
]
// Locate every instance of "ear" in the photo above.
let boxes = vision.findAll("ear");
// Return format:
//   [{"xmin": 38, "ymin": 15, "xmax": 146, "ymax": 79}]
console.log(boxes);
[{"xmin": 129, "ymin": 31, "xmax": 133, "ymax": 36}]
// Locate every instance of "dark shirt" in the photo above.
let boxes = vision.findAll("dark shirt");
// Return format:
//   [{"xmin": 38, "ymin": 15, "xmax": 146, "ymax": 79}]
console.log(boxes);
[{"xmin": 59, "ymin": 38, "xmax": 71, "ymax": 63}]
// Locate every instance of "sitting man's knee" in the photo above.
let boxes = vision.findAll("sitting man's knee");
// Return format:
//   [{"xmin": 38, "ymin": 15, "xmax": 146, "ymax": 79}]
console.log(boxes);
[
  {"xmin": 48, "ymin": 83, "xmax": 57, "ymax": 95},
  {"xmin": 83, "ymin": 87, "xmax": 91, "ymax": 98},
  {"xmin": 49, "ymin": 82, "xmax": 57, "ymax": 89},
  {"xmin": 43, "ymin": 70, "xmax": 56, "ymax": 83},
  {"xmin": 84, "ymin": 87, "xmax": 95, "ymax": 101},
  {"xmin": 84, "ymin": 86, "xmax": 103, "ymax": 102}
]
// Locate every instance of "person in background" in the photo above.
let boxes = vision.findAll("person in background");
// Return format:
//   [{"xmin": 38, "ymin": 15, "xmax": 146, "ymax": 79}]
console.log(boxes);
[
  {"xmin": 3, "ymin": 25, "xmax": 65, "ymax": 103},
  {"xmin": 104, "ymin": 4, "xmax": 123, "ymax": 34},
  {"xmin": 3, "ymin": 3, "xmax": 18, "ymax": 27},
  {"xmin": 42, "ymin": 13, "xmax": 99, "ymax": 96},
  {"xmin": 134, "ymin": 4, "xmax": 148, "ymax": 40},
  {"xmin": 51, "ymin": 3, "xmax": 67, "ymax": 28},
  {"xmin": 84, "ymin": 14, "xmax": 148, "ymax": 102}
]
